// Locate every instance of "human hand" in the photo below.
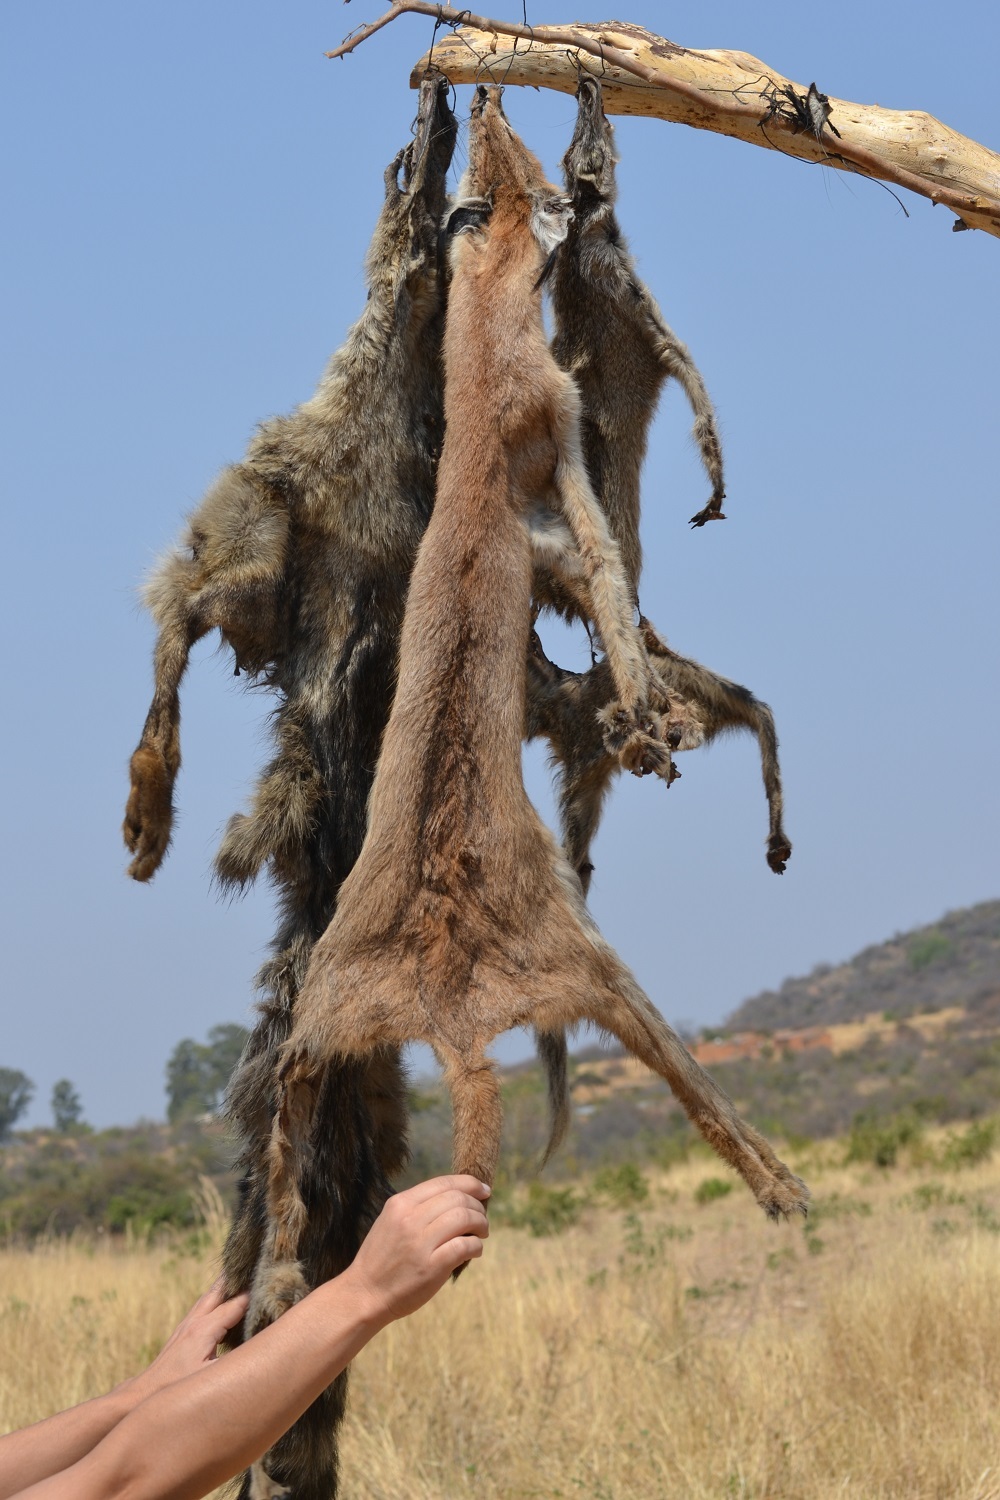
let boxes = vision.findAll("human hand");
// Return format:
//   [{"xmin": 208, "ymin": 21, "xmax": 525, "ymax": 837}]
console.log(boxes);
[
  {"xmin": 342, "ymin": 1175, "xmax": 491, "ymax": 1328},
  {"xmin": 126, "ymin": 1280, "xmax": 250, "ymax": 1401}
]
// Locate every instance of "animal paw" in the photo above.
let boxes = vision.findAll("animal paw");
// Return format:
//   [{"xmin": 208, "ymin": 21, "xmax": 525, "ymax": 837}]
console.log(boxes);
[
  {"xmin": 247, "ymin": 1259, "xmax": 309, "ymax": 1337},
  {"xmin": 597, "ymin": 703, "xmax": 672, "ymax": 779},
  {"xmin": 663, "ymin": 694, "xmax": 705, "ymax": 753},
  {"xmin": 756, "ymin": 1170, "xmax": 810, "ymax": 1222},
  {"xmin": 123, "ymin": 745, "xmax": 175, "ymax": 881},
  {"xmin": 767, "ymin": 834, "xmax": 793, "ymax": 875},
  {"xmin": 689, "ymin": 498, "xmax": 727, "ymax": 528},
  {"xmin": 215, "ymin": 811, "xmax": 268, "ymax": 889}
]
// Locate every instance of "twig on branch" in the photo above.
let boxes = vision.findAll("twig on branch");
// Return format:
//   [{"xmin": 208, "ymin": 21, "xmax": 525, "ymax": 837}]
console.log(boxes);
[{"xmin": 328, "ymin": 5, "xmax": 1000, "ymax": 238}]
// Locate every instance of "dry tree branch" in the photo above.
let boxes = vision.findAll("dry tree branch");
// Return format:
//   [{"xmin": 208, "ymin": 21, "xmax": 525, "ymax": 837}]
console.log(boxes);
[{"xmin": 329, "ymin": 5, "xmax": 1000, "ymax": 238}]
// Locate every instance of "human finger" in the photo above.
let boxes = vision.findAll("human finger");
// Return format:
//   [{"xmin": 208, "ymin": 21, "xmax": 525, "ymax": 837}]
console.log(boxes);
[
  {"xmin": 423, "ymin": 1204, "xmax": 491, "ymax": 1248},
  {"xmin": 394, "ymin": 1175, "xmax": 491, "ymax": 1209},
  {"xmin": 155, "ymin": 1281, "xmax": 226, "ymax": 1351},
  {"xmin": 409, "ymin": 1186, "xmax": 491, "ymax": 1230},
  {"xmin": 190, "ymin": 1278, "xmax": 229, "ymax": 1314},
  {"xmin": 203, "ymin": 1292, "xmax": 251, "ymax": 1342},
  {"xmin": 421, "ymin": 1197, "xmax": 490, "ymax": 1240},
  {"xmin": 436, "ymin": 1235, "xmax": 486, "ymax": 1275}
]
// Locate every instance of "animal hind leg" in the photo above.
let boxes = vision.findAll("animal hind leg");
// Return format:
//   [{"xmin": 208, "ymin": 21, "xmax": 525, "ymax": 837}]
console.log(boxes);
[
  {"xmin": 438, "ymin": 1045, "xmax": 504, "ymax": 1189},
  {"xmin": 574, "ymin": 955, "xmax": 808, "ymax": 1219}
]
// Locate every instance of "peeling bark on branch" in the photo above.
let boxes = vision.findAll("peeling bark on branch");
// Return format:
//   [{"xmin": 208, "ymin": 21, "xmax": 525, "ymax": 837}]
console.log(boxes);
[{"xmin": 330, "ymin": 8, "xmax": 1000, "ymax": 237}]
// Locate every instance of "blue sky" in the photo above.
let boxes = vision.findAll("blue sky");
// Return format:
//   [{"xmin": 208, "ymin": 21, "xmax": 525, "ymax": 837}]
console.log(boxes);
[{"xmin": 2, "ymin": 2, "xmax": 997, "ymax": 1128}]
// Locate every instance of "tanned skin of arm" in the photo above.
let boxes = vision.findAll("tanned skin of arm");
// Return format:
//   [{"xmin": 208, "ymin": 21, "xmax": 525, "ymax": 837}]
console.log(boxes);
[
  {"xmin": 0, "ymin": 1285, "xmax": 249, "ymax": 1500},
  {"xmin": 7, "ymin": 1177, "xmax": 489, "ymax": 1500}
]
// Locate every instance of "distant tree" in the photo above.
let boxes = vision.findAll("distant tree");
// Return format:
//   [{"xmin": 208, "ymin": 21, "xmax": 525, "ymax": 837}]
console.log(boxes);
[
  {"xmin": 51, "ymin": 1078, "xmax": 85, "ymax": 1133},
  {"xmin": 166, "ymin": 1024, "xmax": 249, "ymax": 1123},
  {"xmin": 203, "ymin": 1023, "xmax": 250, "ymax": 1104},
  {"xmin": 166, "ymin": 1038, "xmax": 214, "ymax": 1123},
  {"xmin": 0, "ymin": 1068, "xmax": 35, "ymax": 1141}
]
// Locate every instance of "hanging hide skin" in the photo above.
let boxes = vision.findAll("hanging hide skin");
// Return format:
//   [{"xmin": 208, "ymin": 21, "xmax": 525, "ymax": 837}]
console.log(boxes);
[
  {"xmin": 247, "ymin": 98, "xmax": 808, "ymax": 1450},
  {"xmin": 538, "ymin": 76, "xmax": 726, "ymax": 627},
  {"xmin": 123, "ymin": 77, "xmax": 457, "ymax": 1500},
  {"xmin": 527, "ymin": 79, "xmax": 791, "ymax": 1156},
  {"xmin": 536, "ymin": 77, "xmax": 791, "ymax": 879}
]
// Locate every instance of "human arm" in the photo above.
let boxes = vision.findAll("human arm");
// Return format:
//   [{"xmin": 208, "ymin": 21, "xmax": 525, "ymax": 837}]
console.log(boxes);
[
  {"xmin": 13, "ymin": 1175, "xmax": 490, "ymax": 1500},
  {"xmin": 0, "ymin": 1285, "xmax": 249, "ymax": 1500}
]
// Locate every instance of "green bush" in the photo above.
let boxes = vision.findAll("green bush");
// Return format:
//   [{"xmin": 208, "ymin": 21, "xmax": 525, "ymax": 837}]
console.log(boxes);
[
  {"xmin": 694, "ymin": 1176, "xmax": 734, "ymax": 1205},
  {"xmin": 619, "ymin": 1212, "xmax": 671, "ymax": 1271},
  {"xmin": 106, "ymin": 1187, "xmax": 193, "ymax": 1233},
  {"xmin": 908, "ymin": 931, "xmax": 955, "ymax": 970},
  {"xmin": 906, "ymin": 1182, "xmax": 965, "ymax": 1212},
  {"xmin": 0, "ymin": 1123, "xmax": 228, "ymax": 1239},
  {"xmin": 845, "ymin": 1112, "xmax": 922, "ymax": 1169},
  {"xmin": 941, "ymin": 1118, "xmax": 997, "ymax": 1169},
  {"xmin": 593, "ymin": 1162, "xmax": 649, "ymax": 1208},
  {"xmin": 504, "ymin": 1181, "xmax": 582, "ymax": 1237}
]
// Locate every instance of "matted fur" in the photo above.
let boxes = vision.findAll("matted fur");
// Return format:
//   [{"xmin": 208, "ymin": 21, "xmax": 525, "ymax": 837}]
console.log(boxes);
[
  {"xmin": 529, "ymin": 81, "xmax": 789, "ymax": 882},
  {"xmin": 123, "ymin": 78, "xmax": 458, "ymax": 1500},
  {"xmin": 532, "ymin": 75, "xmax": 725, "ymax": 636},
  {"xmin": 251, "ymin": 94, "xmax": 808, "ymax": 1403},
  {"xmin": 528, "ymin": 619, "xmax": 792, "ymax": 894},
  {"xmin": 527, "ymin": 81, "xmax": 790, "ymax": 1152}
]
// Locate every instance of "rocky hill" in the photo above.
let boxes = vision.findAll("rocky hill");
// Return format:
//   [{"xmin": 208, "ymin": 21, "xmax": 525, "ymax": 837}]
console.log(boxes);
[{"xmin": 727, "ymin": 900, "xmax": 1000, "ymax": 1033}]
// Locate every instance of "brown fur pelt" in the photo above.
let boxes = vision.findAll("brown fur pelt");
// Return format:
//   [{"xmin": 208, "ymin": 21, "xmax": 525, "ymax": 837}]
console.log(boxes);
[
  {"xmin": 123, "ymin": 78, "xmax": 458, "ymax": 1500},
  {"xmin": 247, "ymin": 102, "xmax": 807, "ymax": 1479}
]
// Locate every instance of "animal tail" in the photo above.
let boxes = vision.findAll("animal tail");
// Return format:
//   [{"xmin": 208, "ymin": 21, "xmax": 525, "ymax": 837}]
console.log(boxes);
[{"xmin": 534, "ymin": 1027, "xmax": 571, "ymax": 1167}]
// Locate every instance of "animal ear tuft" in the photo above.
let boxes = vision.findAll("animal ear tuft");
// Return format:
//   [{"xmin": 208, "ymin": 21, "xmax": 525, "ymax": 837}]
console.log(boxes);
[
  {"xmin": 446, "ymin": 198, "xmax": 493, "ymax": 237},
  {"xmin": 531, "ymin": 196, "xmax": 573, "ymax": 255}
]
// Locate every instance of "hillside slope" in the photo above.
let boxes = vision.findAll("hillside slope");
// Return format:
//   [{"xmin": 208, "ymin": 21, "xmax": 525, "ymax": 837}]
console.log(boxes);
[{"xmin": 727, "ymin": 900, "xmax": 1000, "ymax": 1032}]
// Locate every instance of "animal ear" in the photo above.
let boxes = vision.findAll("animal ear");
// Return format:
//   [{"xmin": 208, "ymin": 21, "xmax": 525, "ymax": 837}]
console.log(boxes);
[
  {"xmin": 445, "ymin": 197, "xmax": 493, "ymax": 237},
  {"xmin": 531, "ymin": 195, "xmax": 573, "ymax": 255}
]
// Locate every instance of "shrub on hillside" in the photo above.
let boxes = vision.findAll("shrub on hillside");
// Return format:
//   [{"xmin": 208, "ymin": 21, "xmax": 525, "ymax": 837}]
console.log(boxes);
[
  {"xmin": 941, "ymin": 1118, "xmax": 997, "ymax": 1169},
  {"xmin": 593, "ymin": 1162, "xmax": 650, "ymax": 1208},
  {"xmin": 694, "ymin": 1177, "xmax": 734, "ymax": 1205},
  {"xmin": 501, "ymin": 1181, "xmax": 582, "ymax": 1237},
  {"xmin": 845, "ymin": 1111, "xmax": 923, "ymax": 1169}
]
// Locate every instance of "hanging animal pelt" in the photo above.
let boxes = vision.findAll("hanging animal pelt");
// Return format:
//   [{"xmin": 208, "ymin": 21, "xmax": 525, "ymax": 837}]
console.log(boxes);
[
  {"xmin": 532, "ymin": 72, "xmax": 726, "ymax": 642},
  {"xmin": 529, "ymin": 618, "xmax": 792, "ymax": 892},
  {"xmin": 247, "ymin": 100, "xmax": 808, "ymax": 1468},
  {"xmin": 123, "ymin": 77, "xmax": 457, "ymax": 1500},
  {"xmin": 527, "ymin": 78, "xmax": 792, "ymax": 890},
  {"xmin": 526, "ymin": 78, "xmax": 791, "ymax": 1153}
]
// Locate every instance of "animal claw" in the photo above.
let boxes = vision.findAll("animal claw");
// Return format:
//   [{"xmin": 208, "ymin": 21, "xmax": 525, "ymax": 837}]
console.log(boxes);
[{"xmin": 689, "ymin": 505, "xmax": 727, "ymax": 529}]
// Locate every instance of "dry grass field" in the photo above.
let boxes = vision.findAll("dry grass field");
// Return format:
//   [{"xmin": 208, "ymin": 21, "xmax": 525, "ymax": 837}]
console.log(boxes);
[{"xmin": 2, "ymin": 1144, "xmax": 999, "ymax": 1500}]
